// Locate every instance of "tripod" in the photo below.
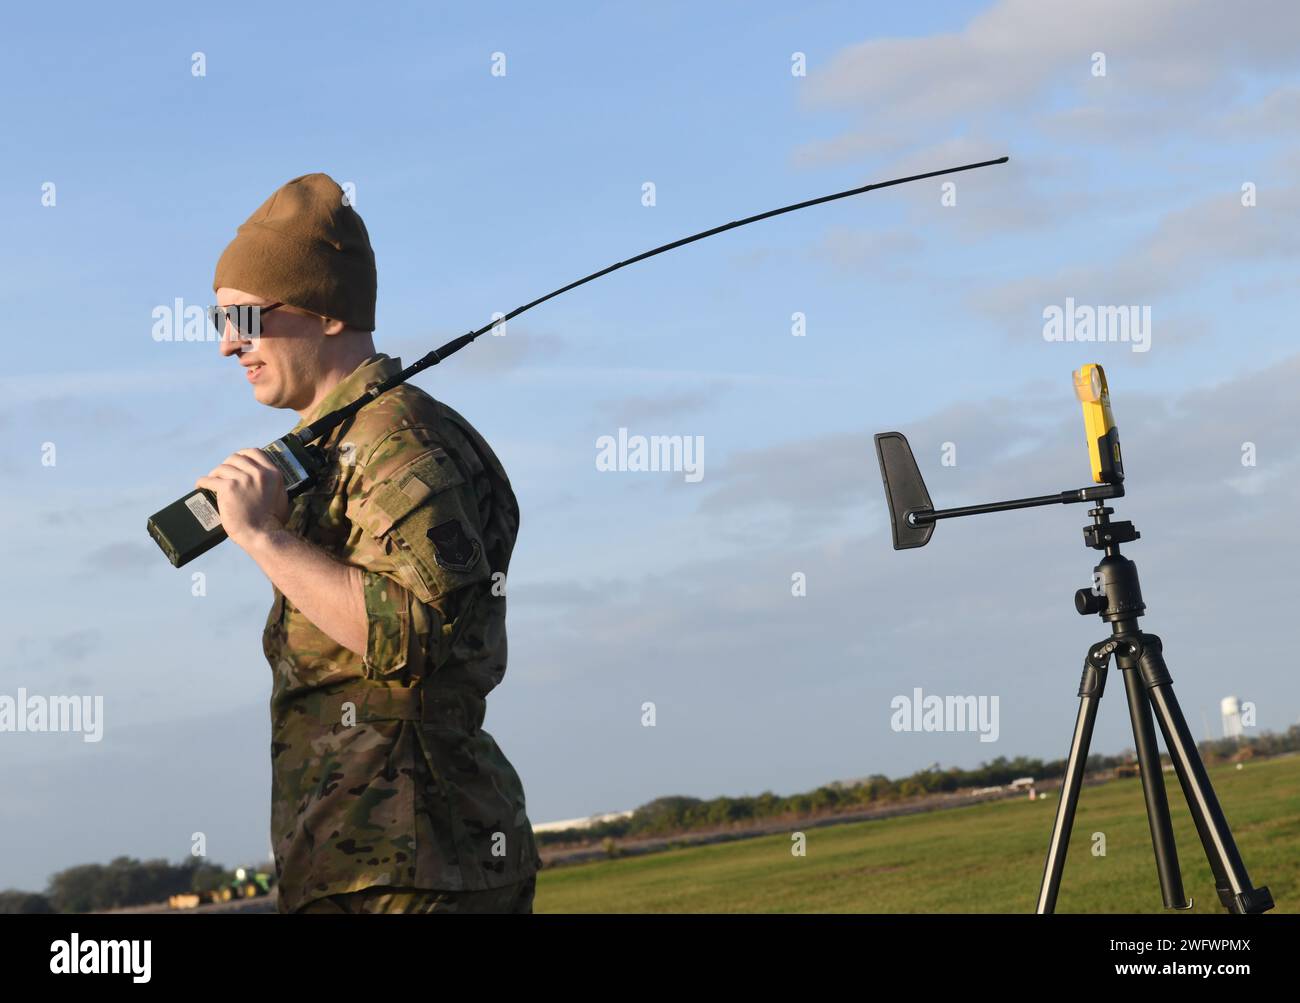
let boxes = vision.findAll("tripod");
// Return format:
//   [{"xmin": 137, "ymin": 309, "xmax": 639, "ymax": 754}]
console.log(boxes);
[
  {"xmin": 1036, "ymin": 504, "xmax": 1273, "ymax": 914},
  {"xmin": 873, "ymin": 421, "xmax": 1274, "ymax": 914}
]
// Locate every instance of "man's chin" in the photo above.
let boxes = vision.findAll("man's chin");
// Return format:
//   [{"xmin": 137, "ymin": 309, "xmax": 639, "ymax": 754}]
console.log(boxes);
[{"xmin": 251, "ymin": 382, "xmax": 280, "ymax": 407}]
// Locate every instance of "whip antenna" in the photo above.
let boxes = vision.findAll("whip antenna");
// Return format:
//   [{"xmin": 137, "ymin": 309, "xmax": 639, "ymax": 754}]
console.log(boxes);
[{"xmin": 300, "ymin": 155, "xmax": 1010, "ymax": 442}]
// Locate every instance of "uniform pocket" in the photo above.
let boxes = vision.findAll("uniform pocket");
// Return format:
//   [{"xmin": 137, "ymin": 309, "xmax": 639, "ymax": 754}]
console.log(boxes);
[{"xmin": 360, "ymin": 571, "xmax": 412, "ymax": 678}]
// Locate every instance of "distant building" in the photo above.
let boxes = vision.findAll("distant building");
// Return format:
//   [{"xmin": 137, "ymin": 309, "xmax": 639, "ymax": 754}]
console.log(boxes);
[{"xmin": 533, "ymin": 810, "xmax": 635, "ymax": 834}]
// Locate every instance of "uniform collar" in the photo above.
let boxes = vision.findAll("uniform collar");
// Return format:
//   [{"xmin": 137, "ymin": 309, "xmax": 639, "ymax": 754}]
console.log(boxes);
[{"xmin": 293, "ymin": 353, "xmax": 404, "ymax": 433}]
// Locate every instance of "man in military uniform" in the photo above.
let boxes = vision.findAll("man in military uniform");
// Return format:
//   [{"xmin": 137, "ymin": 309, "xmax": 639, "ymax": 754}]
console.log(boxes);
[{"xmin": 197, "ymin": 173, "xmax": 541, "ymax": 914}]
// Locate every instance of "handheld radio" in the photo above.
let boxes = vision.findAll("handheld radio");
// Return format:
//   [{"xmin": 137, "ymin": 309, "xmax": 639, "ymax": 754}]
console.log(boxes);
[{"xmin": 146, "ymin": 434, "xmax": 325, "ymax": 567}]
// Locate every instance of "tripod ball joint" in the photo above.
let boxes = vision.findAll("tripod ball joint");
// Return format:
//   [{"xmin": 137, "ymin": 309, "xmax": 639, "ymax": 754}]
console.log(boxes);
[{"xmin": 1076, "ymin": 554, "xmax": 1146, "ymax": 621}]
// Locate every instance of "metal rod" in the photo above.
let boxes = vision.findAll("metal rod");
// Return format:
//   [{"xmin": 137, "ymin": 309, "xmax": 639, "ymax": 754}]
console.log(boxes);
[{"xmin": 908, "ymin": 484, "xmax": 1123, "ymax": 526}]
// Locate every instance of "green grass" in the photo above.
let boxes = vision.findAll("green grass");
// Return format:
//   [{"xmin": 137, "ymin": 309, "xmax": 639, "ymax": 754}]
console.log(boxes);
[{"xmin": 535, "ymin": 755, "xmax": 1300, "ymax": 913}]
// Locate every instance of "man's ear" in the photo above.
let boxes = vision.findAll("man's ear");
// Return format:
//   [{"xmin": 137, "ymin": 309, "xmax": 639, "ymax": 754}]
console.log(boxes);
[{"xmin": 320, "ymin": 316, "xmax": 348, "ymax": 337}]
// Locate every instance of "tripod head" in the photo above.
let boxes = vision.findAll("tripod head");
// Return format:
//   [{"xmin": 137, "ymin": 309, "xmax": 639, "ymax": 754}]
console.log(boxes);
[{"xmin": 874, "ymin": 364, "xmax": 1125, "ymax": 551}]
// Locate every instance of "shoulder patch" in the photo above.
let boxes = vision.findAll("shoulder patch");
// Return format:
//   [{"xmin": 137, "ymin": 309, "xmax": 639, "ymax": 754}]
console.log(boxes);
[
  {"xmin": 426, "ymin": 520, "xmax": 481, "ymax": 572},
  {"xmin": 351, "ymin": 445, "xmax": 490, "ymax": 603}
]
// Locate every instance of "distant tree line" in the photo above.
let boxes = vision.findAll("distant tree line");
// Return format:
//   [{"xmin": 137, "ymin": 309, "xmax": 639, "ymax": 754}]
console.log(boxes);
[
  {"xmin": 0, "ymin": 855, "xmax": 264, "ymax": 914},
  {"xmin": 536, "ymin": 725, "xmax": 1300, "ymax": 847},
  {"xmin": 1199, "ymin": 728, "xmax": 1298, "ymax": 763}
]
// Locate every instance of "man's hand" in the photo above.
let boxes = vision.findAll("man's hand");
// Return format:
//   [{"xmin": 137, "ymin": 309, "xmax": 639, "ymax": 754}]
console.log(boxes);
[
  {"xmin": 195, "ymin": 448, "xmax": 291, "ymax": 547},
  {"xmin": 197, "ymin": 448, "xmax": 368, "ymax": 656}
]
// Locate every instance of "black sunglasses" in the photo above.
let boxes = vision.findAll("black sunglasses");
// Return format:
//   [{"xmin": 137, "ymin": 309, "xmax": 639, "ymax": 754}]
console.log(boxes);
[{"xmin": 208, "ymin": 302, "xmax": 284, "ymax": 341}]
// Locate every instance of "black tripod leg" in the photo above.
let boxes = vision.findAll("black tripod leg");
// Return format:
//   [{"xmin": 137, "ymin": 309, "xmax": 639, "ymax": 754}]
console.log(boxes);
[
  {"xmin": 1037, "ymin": 648, "xmax": 1108, "ymax": 914},
  {"xmin": 1137, "ymin": 634, "xmax": 1274, "ymax": 915},
  {"xmin": 1116, "ymin": 648, "xmax": 1189, "ymax": 909}
]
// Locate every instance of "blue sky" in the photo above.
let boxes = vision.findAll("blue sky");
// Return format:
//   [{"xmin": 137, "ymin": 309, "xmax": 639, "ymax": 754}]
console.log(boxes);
[{"xmin": 2, "ymin": 0, "xmax": 1299, "ymax": 891}]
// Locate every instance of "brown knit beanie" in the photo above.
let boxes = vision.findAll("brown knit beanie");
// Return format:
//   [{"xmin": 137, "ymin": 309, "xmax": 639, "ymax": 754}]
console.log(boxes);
[{"xmin": 212, "ymin": 173, "xmax": 376, "ymax": 332}]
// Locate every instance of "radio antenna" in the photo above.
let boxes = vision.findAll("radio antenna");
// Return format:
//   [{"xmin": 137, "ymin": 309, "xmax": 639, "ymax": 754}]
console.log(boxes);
[{"xmin": 299, "ymin": 155, "xmax": 1010, "ymax": 443}]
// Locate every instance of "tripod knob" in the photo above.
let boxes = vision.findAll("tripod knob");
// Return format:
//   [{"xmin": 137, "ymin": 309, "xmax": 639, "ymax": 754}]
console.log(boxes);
[{"xmin": 1075, "ymin": 588, "xmax": 1106, "ymax": 616}]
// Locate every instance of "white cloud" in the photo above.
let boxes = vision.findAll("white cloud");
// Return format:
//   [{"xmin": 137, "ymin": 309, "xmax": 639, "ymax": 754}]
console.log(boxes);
[{"xmin": 796, "ymin": 0, "xmax": 1300, "ymax": 166}]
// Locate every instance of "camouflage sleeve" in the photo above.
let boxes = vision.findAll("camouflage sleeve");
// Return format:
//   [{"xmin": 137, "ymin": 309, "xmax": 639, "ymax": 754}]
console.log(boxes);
[{"xmin": 349, "ymin": 425, "xmax": 493, "ymax": 679}]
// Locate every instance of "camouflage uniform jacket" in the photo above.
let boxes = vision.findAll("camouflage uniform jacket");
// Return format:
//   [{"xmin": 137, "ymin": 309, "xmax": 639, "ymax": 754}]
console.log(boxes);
[{"xmin": 262, "ymin": 352, "xmax": 541, "ymax": 912}]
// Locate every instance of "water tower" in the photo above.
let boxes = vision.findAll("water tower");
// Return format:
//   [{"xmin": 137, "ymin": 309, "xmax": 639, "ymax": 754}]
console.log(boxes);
[{"xmin": 1221, "ymin": 696, "xmax": 1243, "ymax": 739}]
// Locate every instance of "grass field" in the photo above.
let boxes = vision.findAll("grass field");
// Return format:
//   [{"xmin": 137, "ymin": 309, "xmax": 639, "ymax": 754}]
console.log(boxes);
[{"xmin": 535, "ymin": 755, "xmax": 1300, "ymax": 913}]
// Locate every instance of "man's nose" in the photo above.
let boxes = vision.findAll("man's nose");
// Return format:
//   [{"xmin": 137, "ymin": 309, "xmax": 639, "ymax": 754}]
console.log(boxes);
[{"xmin": 217, "ymin": 324, "xmax": 247, "ymax": 357}]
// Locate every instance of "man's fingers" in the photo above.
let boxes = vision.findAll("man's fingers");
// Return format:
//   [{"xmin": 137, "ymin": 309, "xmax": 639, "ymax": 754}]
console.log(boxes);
[
  {"xmin": 198, "ymin": 463, "xmax": 252, "ymax": 487},
  {"xmin": 235, "ymin": 449, "xmax": 287, "ymax": 486},
  {"xmin": 235, "ymin": 448, "xmax": 274, "ymax": 469},
  {"xmin": 222, "ymin": 453, "xmax": 267, "ymax": 479}
]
